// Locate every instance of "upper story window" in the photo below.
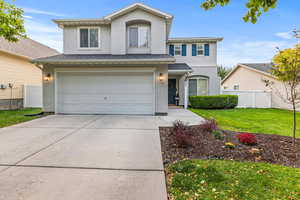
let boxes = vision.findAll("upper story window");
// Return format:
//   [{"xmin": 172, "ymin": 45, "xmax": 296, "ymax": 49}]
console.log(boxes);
[
  {"xmin": 192, "ymin": 43, "xmax": 209, "ymax": 56},
  {"xmin": 128, "ymin": 24, "xmax": 150, "ymax": 48},
  {"xmin": 79, "ymin": 27, "xmax": 100, "ymax": 48},
  {"xmin": 196, "ymin": 44, "xmax": 204, "ymax": 56},
  {"xmin": 174, "ymin": 44, "xmax": 181, "ymax": 56}
]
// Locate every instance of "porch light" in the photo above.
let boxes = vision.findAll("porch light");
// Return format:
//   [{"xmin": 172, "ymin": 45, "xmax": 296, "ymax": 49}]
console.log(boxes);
[
  {"xmin": 159, "ymin": 73, "xmax": 164, "ymax": 82},
  {"xmin": 44, "ymin": 73, "xmax": 52, "ymax": 81}
]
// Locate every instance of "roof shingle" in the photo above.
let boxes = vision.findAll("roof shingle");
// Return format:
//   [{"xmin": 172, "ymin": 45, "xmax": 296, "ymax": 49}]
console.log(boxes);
[
  {"xmin": 240, "ymin": 63, "xmax": 274, "ymax": 74},
  {"xmin": 0, "ymin": 37, "xmax": 59, "ymax": 59}
]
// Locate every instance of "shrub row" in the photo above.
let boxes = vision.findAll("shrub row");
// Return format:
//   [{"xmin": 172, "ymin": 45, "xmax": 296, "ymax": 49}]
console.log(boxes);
[{"xmin": 189, "ymin": 95, "xmax": 238, "ymax": 109}]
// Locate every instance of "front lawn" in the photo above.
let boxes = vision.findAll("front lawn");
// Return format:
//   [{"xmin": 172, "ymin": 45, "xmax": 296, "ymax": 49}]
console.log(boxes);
[
  {"xmin": 190, "ymin": 108, "xmax": 300, "ymax": 137},
  {"xmin": 0, "ymin": 108, "xmax": 42, "ymax": 128},
  {"xmin": 167, "ymin": 159, "xmax": 300, "ymax": 200}
]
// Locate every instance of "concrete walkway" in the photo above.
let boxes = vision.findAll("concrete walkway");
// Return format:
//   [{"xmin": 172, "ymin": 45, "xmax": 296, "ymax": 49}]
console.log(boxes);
[{"xmin": 0, "ymin": 109, "xmax": 203, "ymax": 200}]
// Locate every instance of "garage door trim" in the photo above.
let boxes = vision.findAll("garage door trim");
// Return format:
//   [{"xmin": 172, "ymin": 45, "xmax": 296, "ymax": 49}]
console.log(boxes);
[{"xmin": 54, "ymin": 69, "xmax": 156, "ymax": 115}]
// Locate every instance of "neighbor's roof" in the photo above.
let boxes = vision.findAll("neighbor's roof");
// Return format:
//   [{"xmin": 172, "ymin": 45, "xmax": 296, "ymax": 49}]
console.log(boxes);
[
  {"xmin": 0, "ymin": 37, "xmax": 59, "ymax": 60},
  {"xmin": 221, "ymin": 63, "xmax": 274, "ymax": 84},
  {"xmin": 168, "ymin": 63, "xmax": 192, "ymax": 71},
  {"xmin": 240, "ymin": 63, "xmax": 273, "ymax": 74},
  {"xmin": 168, "ymin": 37, "xmax": 223, "ymax": 43},
  {"xmin": 32, "ymin": 54, "xmax": 175, "ymax": 64}
]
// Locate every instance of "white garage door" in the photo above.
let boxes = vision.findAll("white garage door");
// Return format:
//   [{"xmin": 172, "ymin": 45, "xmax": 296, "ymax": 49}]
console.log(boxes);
[{"xmin": 56, "ymin": 72, "xmax": 154, "ymax": 115}]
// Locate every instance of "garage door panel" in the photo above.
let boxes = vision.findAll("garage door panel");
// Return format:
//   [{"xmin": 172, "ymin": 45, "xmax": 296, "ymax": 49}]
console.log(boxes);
[
  {"xmin": 58, "ymin": 94, "xmax": 153, "ymax": 104},
  {"xmin": 56, "ymin": 72, "xmax": 154, "ymax": 115},
  {"xmin": 59, "ymin": 103, "xmax": 153, "ymax": 115}
]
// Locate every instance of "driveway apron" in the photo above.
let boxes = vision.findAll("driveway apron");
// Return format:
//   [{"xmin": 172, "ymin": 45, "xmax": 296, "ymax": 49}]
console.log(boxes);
[{"xmin": 0, "ymin": 115, "xmax": 167, "ymax": 200}]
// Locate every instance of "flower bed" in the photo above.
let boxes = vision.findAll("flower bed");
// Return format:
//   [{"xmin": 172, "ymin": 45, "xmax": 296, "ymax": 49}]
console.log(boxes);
[{"xmin": 160, "ymin": 125, "xmax": 300, "ymax": 168}]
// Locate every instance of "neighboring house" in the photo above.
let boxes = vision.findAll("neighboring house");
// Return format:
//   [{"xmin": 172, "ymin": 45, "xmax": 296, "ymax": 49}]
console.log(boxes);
[
  {"xmin": 33, "ymin": 3, "xmax": 222, "ymax": 115},
  {"xmin": 222, "ymin": 63, "xmax": 293, "ymax": 110},
  {"xmin": 0, "ymin": 37, "xmax": 58, "ymax": 109}
]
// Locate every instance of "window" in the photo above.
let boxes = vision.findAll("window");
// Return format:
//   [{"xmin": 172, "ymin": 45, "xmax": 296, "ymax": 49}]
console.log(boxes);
[
  {"xmin": 174, "ymin": 45, "xmax": 181, "ymax": 56},
  {"xmin": 196, "ymin": 44, "xmax": 204, "ymax": 56},
  {"xmin": 128, "ymin": 25, "xmax": 150, "ymax": 48},
  {"xmin": 189, "ymin": 77, "xmax": 209, "ymax": 96},
  {"xmin": 234, "ymin": 84, "xmax": 239, "ymax": 90},
  {"xmin": 79, "ymin": 28, "xmax": 99, "ymax": 48}
]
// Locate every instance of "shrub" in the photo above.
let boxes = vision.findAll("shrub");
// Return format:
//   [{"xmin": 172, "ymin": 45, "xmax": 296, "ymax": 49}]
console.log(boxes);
[
  {"xmin": 172, "ymin": 120, "xmax": 193, "ymax": 148},
  {"xmin": 174, "ymin": 133, "xmax": 193, "ymax": 148},
  {"xmin": 237, "ymin": 133, "xmax": 257, "ymax": 145},
  {"xmin": 212, "ymin": 129, "xmax": 224, "ymax": 140},
  {"xmin": 199, "ymin": 118, "xmax": 218, "ymax": 132},
  {"xmin": 172, "ymin": 120, "xmax": 190, "ymax": 135},
  {"xmin": 189, "ymin": 95, "xmax": 238, "ymax": 109}
]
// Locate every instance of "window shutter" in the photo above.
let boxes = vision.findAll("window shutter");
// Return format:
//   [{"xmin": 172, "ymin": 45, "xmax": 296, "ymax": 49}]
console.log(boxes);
[
  {"xmin": 181, "ymin": 44, "xmax": 187, "ymax": 56},
  {"xmin": 204, "ymin": 44, "xmax": 210, "ymax": 56},
  {"xmin": 169, "ymin": 45, "xmax": 174, "ymax": 56},
  {"xmin": 192, "ymin": 44, "xmax": 197, "ymax": 56}
]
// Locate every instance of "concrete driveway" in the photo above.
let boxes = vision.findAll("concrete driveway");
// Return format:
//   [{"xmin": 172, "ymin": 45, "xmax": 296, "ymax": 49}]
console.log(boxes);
[{"xmin": 0, "ymin": 109, "xmax": 203, "ymax": 200}]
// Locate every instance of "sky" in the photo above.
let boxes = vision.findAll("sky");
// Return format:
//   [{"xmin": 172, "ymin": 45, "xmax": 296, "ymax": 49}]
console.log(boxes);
[{"xmin": 15, "ymin": 0, "xmax": 300, "ymax": 68}]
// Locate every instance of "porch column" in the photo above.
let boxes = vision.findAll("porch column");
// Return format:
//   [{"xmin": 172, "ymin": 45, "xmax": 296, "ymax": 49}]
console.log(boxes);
[{"xmin": 184, "ymin": 79, "xmax": 188, "ymax": 109}]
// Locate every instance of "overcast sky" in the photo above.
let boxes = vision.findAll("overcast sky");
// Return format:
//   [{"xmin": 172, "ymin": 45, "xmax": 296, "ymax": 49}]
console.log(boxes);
[{"xmin": 16, "ymin": 0, "xmax": 300, "ymax": 68}]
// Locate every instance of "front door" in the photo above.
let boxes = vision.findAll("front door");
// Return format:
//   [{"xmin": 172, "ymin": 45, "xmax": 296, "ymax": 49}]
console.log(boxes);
[{"xmin": 168, "ymin": 79, "xmax": 177, "ymax": 105}]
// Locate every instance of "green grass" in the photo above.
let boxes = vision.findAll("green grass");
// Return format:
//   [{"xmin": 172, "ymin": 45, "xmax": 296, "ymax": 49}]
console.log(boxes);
[
  {"xmin": 0, "ymin": 108, "xmax": 42, "ymax": 128},
  {"xmin": 190, "ymin": 108, "xmax": 300, "ymax": 137},
  {"xmin": 167, "ymin": 159, "xmax": 300, "ymax": 200}
]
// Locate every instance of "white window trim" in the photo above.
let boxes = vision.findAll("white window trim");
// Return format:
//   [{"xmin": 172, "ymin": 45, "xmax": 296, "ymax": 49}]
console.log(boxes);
[
  {"xmin": 127, "ymin": 24, "xmax": 150, "ymax": 49},
  {"xmin": 174, "ymin": 44, "xmax": 182, "ymax": 56},
  {"xmin": 78, "ymin": 27, "xmax": 101, "ymax": 50},
  {"xmin": 196, "ymin": 43, "xmax": 205, "ymax": 56}
]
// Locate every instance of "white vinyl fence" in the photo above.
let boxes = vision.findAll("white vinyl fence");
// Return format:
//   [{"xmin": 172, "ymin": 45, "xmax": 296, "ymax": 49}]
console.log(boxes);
[
  {"xmin": 222, "ymin": 90, "xmax": 271, "ymax": 108},
  {"xmin": 24, "ymin": 85, "xmax": 42, "ymax": 108}
]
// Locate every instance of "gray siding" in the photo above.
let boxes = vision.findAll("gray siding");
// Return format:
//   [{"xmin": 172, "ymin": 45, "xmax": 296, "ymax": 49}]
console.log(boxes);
[
  {"xmin": 63, "ymin": 25, "xmax": 111, "ymax": 54},
  {"xmin": 168, "ymin": 42, "xmax": 218, "ymax": 66},
  {"xmin": 42, "ymin": 65, "xmax": 168, "ymax": 114}
]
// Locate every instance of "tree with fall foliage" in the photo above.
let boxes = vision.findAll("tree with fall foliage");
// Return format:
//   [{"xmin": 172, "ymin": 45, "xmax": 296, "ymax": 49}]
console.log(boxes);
[
  {"xmin": 0, "ymin": 0, "xmax": 25, "ymax": 42},
  {"xmin": 272, "ymin": 42, "xmax": 300, "ymax": 144},
  {"xmin": 201, "ymin": 0, "xmax": 277, "ymax": 23}
]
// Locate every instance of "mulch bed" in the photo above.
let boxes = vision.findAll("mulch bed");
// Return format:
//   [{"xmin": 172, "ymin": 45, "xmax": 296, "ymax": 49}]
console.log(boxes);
[{"xmin": 160, "ymin": 126, "xmax": 300, "ymax": 168}]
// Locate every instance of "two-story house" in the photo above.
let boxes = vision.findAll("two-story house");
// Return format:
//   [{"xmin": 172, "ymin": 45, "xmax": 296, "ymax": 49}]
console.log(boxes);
[{"xmin": 33, "ymin": 3, "xmax": 223, "ymax": 115}]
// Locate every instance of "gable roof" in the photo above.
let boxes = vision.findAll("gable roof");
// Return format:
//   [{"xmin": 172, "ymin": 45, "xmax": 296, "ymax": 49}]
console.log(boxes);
[
  {"xmin": 240, "ymin": 63, "xmax": 273, "ymax": 74},
  {"xmin": 104, "ymin": 3, "xmax": 173, "ymax": 20},
  {"xmin": 54, "ymin": 3, "xmax": 173, "ymax": 27},
  {"xmin": 0, "ymin": 37, "xmax": 59, "ymax": 60},
  {"xmin": 221, "ymin": 63, "xmax": 274, "ymax": 84}
]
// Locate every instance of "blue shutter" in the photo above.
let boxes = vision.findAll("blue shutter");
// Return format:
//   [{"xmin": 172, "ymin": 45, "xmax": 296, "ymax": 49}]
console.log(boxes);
[
  {"xmin": 192, "ymin": 44, "xmax": 197, "ymax": 56},
  {"xmin": 181, "ymin": 44, "xmax": 187, "ymax": 56},
  {"xmin": 204, "ymin": 44, "xmax": 210, "ymax": 56},
  {"xmin": 169, "ymin": 45, "xmax": 174, "ymax": 56}
]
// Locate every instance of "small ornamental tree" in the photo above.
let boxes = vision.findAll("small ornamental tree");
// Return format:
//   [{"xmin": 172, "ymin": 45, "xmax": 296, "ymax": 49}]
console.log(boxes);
[
  {"xmin": 200, "ymin": 0, "xmax": 278, "ymax": 23},
  {"xmin": 0, "ymin": 0, "xmax": 26, "ymax": 42},
  {"xmin": 272, "ymin": 40, "xmax": 300, "ymax": 144}
]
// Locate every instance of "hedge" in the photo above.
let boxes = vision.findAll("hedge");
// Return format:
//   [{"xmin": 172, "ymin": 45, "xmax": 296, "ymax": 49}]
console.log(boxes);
[{"xmin": 189, "ymin": 95, "xmax": 238, "ymax": 109}]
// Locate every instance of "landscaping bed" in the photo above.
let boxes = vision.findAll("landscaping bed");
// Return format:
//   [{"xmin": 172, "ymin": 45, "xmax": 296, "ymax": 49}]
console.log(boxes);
[{"xmin": 160, "ymin": 125, "xmax": 300, "ymax": 168}]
